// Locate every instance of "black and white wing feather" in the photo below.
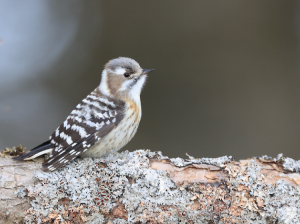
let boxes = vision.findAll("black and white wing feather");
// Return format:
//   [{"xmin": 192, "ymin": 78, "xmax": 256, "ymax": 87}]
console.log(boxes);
[
  {"xmin": 43, "ymin": 92, "xmax": 125, "ymax": 171},
  {"xmin": 14, "ymin": 90, "xmax": 125, "ymax": 172}
]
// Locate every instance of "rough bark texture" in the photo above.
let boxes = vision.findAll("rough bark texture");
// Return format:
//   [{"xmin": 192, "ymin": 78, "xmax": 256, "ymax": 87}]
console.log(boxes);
[{"xmin": 1, "ymin": 147, "xmax": 300, "ymax": 224}]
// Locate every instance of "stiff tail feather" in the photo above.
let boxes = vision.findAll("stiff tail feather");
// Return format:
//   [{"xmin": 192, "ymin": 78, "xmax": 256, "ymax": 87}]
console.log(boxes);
[{"xmin": 13, "ymin": 140, "xmax": 54, "ymax": 160}]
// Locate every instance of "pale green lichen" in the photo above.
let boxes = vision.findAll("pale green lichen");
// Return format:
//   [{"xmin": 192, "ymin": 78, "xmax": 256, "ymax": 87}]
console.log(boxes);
[
  {"xmin": 16, "ymin": 150, "xmax": 300, "ymax": 223},
  {"xmin": 14, "ymin": 187, "xmax": 27, "ymax": 198}
]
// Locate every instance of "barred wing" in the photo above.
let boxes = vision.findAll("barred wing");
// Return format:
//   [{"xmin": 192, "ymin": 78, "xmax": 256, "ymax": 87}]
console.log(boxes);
[{"xmin": 42, "ymin": 93, "xmax": 125, "ymax": 171}]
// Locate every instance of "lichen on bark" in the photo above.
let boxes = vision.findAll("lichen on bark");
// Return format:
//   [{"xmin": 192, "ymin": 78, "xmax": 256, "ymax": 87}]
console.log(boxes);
[{"xmin": 1, "ymin": 148, "xmax": 300, "ymax": 223}]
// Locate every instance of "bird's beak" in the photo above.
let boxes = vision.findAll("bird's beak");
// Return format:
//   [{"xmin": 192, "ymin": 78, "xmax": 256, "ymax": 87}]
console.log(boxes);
[{"xmin": 142, "ymin": 69, "xmax": 154, "ymax": 75}]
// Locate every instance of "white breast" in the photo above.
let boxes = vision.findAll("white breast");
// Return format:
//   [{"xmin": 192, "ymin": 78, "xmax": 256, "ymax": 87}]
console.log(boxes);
[{"xmin": 80, "ymin": 103, "xmax": 141, "ymax": 158}]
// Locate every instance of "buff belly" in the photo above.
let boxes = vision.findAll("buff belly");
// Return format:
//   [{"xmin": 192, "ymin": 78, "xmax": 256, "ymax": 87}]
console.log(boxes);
[{"xmin": 80, "ymin": 108, "xmax": 141, "ymax": 158}]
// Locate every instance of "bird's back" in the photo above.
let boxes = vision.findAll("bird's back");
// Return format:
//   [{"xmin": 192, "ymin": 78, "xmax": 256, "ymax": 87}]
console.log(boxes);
[{"xmin": 43, "ymin": 88, "xmax": 126, "ymax": 171}]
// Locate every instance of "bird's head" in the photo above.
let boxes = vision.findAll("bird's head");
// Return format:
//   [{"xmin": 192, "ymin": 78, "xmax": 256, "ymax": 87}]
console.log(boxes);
[{"xmin": 99, "ymin": 57, "xmax": 154, "ymax": 103}]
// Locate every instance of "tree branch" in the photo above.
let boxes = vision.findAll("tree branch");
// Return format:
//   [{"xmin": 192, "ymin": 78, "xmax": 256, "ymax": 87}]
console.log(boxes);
[{"xmin": 1, "ymin": 148, "xmax": 300, "ymax": 223}]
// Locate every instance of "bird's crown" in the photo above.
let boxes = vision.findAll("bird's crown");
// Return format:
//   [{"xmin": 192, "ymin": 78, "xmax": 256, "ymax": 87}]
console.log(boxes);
[
  {"xmin": 99, "ymin": 57, "xmax": 153, "ymax": 102},
  {"xmin": 105, "ymin": 57, "xmax": 141, "ymax": 74}
]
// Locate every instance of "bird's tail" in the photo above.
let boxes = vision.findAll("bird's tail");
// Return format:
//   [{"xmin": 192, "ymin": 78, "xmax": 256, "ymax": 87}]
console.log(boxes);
[{"xmin": 13, "ymin": 140, "xmax": 54, "ymax": 160}]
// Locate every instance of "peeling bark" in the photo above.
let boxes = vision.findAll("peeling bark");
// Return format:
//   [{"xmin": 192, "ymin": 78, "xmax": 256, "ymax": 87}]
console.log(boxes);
[{"xmin": 1, "ymin": 149, "xmax": 300, "ymax": 223}]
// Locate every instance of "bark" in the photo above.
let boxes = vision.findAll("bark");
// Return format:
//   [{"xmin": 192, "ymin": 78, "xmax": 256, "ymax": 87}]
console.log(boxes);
[{"xmin": 1, "ymin": 147, "xmax": 300, "ymax": 224}]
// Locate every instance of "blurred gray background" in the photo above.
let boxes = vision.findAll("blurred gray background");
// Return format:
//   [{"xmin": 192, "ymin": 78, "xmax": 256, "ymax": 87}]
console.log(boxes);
[{"xmin": 1, "ymin": 0, "xmax": 300, "ymax": 160}]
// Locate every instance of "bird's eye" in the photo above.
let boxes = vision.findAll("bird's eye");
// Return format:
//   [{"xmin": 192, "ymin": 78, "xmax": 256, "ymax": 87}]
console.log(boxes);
[{"xmin": 124, "ymin": 73, "xmax": 130, "ymax": 78}]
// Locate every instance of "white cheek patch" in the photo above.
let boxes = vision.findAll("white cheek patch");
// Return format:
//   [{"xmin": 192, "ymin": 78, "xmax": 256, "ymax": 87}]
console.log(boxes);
[
  {"xmin": 114, "ymin": 67, "xmax": 126, "ymax": 75},
  {"xmin": 118, "ymin": 79, "xmax": 133, "ymax": 92}
]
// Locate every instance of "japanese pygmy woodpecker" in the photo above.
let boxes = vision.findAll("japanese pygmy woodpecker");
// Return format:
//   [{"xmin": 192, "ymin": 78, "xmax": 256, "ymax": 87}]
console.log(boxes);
[{"xmin": 14, "ymin": 57, "xmax": 154, "ymax": 171}]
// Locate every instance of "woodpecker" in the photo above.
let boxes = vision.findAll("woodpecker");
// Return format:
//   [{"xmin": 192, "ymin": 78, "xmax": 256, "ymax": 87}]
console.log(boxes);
[{"xmin": 13, "ymin": 57, "xmax": 154, "ymax": 172}]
